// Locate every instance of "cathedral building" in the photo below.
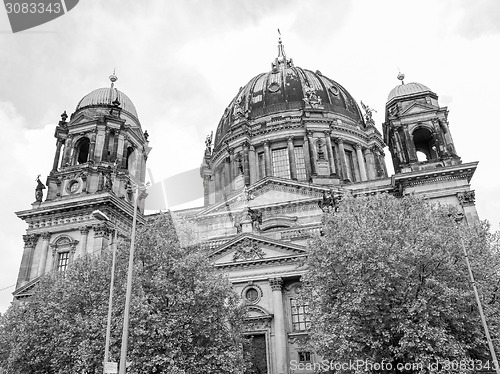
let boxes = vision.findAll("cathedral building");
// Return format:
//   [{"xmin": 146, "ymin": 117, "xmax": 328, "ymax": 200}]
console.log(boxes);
[{"xmin": 13, "ymin": 40, "xmax": 478, "ymax": 374}]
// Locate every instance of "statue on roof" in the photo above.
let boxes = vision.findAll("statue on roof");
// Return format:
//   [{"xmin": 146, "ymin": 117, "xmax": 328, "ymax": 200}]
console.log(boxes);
[
  {"xmin": 205, "ymin": 131, "xmax": 213, "ymax": 153},
  {"xmin": 35, "ymin": 175, "xmax": 46, "ymax": 202},
  {"xmin": 361, "ymin": 101, "xmax": 376, "ymax": 123}
]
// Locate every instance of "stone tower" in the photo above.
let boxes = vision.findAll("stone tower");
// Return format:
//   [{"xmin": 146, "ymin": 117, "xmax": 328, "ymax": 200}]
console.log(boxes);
[
  {"xmin": 383, "ymin": 74, "xmax": 478, "ymax": 222},
  {"xmin": 13, "ymin": 74, "xmax": 150, "ymax": 300}
]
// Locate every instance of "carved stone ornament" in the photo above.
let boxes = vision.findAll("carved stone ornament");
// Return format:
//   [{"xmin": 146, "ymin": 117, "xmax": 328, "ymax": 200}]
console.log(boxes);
[
  {"xmin": 93, "ymin": 223, "xmax": 109, "ymax": 238},
  {"xmin": 233, "ymin": 96, "xmax": 247, "ymax": 119},
  {"xmin": 303, "ymin": 84, "xmax": 323, "ymax": 109},
  {"xmin": 79, "ymin": 226, "xmax": 90, "ymax": 235},
  {"xmin": 41, "ymin": 232, "xmax": 52, "ymax": 241},
  {"xmin": 67, "ymin": 179, "xmax": 80, "ymax": 194},
  {"xmin": 457, "ymin": 190, "xmax": 475, "ymax": 206},
  {"xmin": 269, "ymin": 277, "xmax": 283, "ymax": 291},
  {"xmin": 243, "ymin": 316, "xmax": 273, "ymax": 332},
  {"xmin": 22, "ymin": 234, "xmax": 38, "ymax": 248},
  {"xmin": 233, "ymin": 239, "xmax": 266, "ymax": 261}
]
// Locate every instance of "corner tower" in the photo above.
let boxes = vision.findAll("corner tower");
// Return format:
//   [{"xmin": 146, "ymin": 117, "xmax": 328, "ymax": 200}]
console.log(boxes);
[
  {"xmin": 14, "ymin": 74, "xmax": 150, "ymax": 300},
  {"xmin": 383, "ymin": 73, "xmax": 461, "ymax": 173},
  {"xmin": 383, "ymin": 74, "xmax": 478, "ymax": 222}
]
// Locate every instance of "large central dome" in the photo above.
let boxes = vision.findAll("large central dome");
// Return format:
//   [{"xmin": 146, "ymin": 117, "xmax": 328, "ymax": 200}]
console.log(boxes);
[{"xmin": 214, "ymin": 45, "xmax": 363, "ymax": 149}]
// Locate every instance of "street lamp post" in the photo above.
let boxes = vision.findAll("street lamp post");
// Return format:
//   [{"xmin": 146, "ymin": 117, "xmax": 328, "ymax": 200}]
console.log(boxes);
[
  {"xmin": 456, "ymin": 214, "xmax": 500, "ymax": 374},
  {"xmin": 118, "ymin": 183, "xmax": 148, "ymax": 374},
  {"xmin": 92, "ymin": 209, "xmax": 118, "ymax": 374}
]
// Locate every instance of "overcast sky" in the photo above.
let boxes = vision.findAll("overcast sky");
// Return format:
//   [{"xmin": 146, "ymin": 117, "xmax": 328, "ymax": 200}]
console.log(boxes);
[{"xmin": 1, "ymin": 0, "xmax": 499, "ymax": 313}]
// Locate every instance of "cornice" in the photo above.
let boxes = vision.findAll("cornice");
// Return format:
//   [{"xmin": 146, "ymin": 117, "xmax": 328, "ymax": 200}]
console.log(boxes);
[
  {"xmin": 214, "ymin": 254, "xmax": 306, "ymax": 269},
  {"xmin": 392, "ymin": 161, "xmax": 478, "ymax": 187}
]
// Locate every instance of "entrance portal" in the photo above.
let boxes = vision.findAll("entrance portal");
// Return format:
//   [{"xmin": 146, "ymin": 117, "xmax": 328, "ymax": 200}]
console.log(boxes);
[{"xmin": 245, "ymin": 334, "xmax": 268, "ymax": 374}]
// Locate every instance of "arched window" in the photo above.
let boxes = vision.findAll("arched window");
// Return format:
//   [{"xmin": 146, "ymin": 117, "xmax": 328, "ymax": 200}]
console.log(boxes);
[
  {"xmin": 74, "ymin": 137, "xmax": 90, "ymax": 165},
  {"xmin": 51, "ymin": 236, "xmax": 75, "ymax": 272},
  {"xmin": 413, "ymin": 128, "xmax": 437, "ymax": 161}
]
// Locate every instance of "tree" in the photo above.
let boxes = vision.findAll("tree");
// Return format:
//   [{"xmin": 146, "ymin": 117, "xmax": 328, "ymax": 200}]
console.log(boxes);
[
  {"xmin": 0, "ymin": 213, "xmax": 248, "ymax": 374},
  {"xmin": 303, "ymin": 193, "xmax": 500, "ymax": 373}
]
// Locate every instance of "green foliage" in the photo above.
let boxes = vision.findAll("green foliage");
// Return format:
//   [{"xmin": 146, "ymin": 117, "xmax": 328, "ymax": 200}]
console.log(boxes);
[
  {"xmin": 303, "ymin": 194, "xmax": 500, "ymax": 373},
  {"xmin": 0, "ymin": 212, "xmax": 247, "ymax": 374}
]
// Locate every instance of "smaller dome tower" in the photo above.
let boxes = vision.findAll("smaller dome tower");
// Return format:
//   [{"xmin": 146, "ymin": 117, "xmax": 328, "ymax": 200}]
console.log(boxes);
[
  {"xmin": 13, "ymin": 74, "xmax": 151, "ymax": 299},
  {"xmin": 383, "ymin": 74, "xmax": 461, "ymax": 173},
  {"xmin": 46, "ymin": 73, "xmax": 150, "ymax": 209}
]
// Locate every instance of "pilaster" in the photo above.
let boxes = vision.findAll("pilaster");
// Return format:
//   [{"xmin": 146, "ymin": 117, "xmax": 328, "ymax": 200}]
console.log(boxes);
[
  {"xmin": 269, "ymin": 277, "xmax": 287, "ymax": 374},
  {"xmin": 355, "ymin": 143, "xmax": 368, "ymax": 181}
]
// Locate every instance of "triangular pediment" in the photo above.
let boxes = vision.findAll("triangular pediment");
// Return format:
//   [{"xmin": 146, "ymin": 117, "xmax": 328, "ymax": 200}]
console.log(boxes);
[
  {"xmin": 198, "ymin": 177, "xmax": 330, "ymax": 216},
  {"xmin": 210, "ymin": 233, "xmax": 307, "ymax": 266},
  {"xmin": 12, "ymin": 276, "xmax": 41, "ymax": 299},
  {"xmin": 400, "ymin": 102, "xmax": 436, "ymax": 116},
  {"xmin": 69, "ymin": 112, "xmax": 96, "ymax": 126}
]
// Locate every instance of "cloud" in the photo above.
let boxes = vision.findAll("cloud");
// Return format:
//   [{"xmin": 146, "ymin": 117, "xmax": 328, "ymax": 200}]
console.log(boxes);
[
  {"xmin": 0, "ymin": 102, "xmax": 54, "ymax": 312},
  {"xmin": 446, "ymin": 0, "xmax": 500, "ymax": 38}
]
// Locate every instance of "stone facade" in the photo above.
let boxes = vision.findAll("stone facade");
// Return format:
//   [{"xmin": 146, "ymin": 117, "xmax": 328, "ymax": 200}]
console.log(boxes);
[
  {"xmin": 13, "ymin": 44, "xmax": 478, "ymax": 373},
  {"xmin": 13, "ymin": 77, "xmax": 150, "ymax": 300}
]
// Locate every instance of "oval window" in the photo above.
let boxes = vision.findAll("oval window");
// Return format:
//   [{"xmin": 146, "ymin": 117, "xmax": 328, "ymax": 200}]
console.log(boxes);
[
  {"xmin": 268, "ymin": 82, "xmax": 280, "ymax": 93},
  {"xmin": 329, "ymin": 85, "xmax": 339, "ymax": 96},
  {"xmin": 245, "ymin": 288, "xmax": 259, "ymax": 302}
]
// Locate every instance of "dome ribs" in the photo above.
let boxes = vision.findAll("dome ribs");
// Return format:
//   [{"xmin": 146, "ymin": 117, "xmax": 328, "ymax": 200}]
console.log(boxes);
[
  {"xmin": 75, "ymin": 87, "xmax": 139, "ymax": 121},
  {"xmin": 213, "ymin": 65, "xmax": 365, "ymax": 149}
]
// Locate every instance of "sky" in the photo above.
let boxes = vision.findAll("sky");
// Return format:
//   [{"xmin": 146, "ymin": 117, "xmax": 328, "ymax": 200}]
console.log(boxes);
[{"xmin": 0, "ymin": 0, "xmax": 499, "ymax": 313}]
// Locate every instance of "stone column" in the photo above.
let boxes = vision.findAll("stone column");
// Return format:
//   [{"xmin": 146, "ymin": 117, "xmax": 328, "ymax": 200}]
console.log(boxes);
[
  {"xmin": 52, "ymin": 138, "xmax": 63, "ymax": 172},
  {"xmin": 364, "ymin": 148, "xmax": 376, "ymax": 180},
  {"xmin": 16, "ymin": 234, "xmax": 38, "ymax": 287},
  {"xmin": 37, "ymin": 232, "xmax": 51, "ymax": 277},
  {"xmin": 224, "ymin": 156, "xmax": 232, "ymax": 193},
  {"xmin": 69, "ymin": 241, "xmax": 78, "ymax": 263},
  {"xmin": 111, "ymin": 130, "xmax": 120, "ymax": 162},
  {"xmin": 249, "ymin": 145, "xmax": 257, "ymax": 184},
  {"xmin": 287, "ymin": 136, "xmax": 297, "ymax": 180},
  {"xmin": 335, "ymin": 138, "xmax": 349, "ymax": 181},
  {"xmin": 380, "ymin": 150, "xmax": 388, "ymax": 177},
  {"xmin": 92, "ymin": 224, "xmax": 108, "ymax": 253},
  {"xmin": 403, "ymin": 127, "xmax": 417, "ymax": 162},
  {"xmin": 307, "ymin": 131, "xmax": 317, "ymax": 176},
  {"xmin": 61, "ymin": 136, "xmax": 73, "ymax": 167},
  {"xmin": 116, "ymin": 130, "xmax": 125, "ymax": 166},
  {"xmin": 269, "ymin": 277, "xmax": 287, "ymax": 374},
  {"xmin": 242, "ymin": 142, "xmax": 251, "ymax": 186},
  {"xmin": 372, "ymin": 146, "xmax": 384, "ymax": 178},
  {"xmin": 208, "ymin": 174, "xmax": 215, "ymax": 205},
  {"xmin": 303, "ymin": 135, "xmax": 311, "ymax": 179},
  {"xmin": 263, "ymin": 140, "xmax": 272, "ymax": 177},
  {"xmin": 355, "ymin": 144, "xmax": 368, "ymax": 181},
  {"xmin": 324, "ymin": 131, "xmax": 335, "ymax": 175},
  {"xmin": 140, "ymin": 151, "xmax": 147, "ymax": 182},
  {"xmin": 88, "ymin": 129, "xmax": 97, "ymax": 162},
  {"xmin": 203, "ymin": 175, "xmax": 210, "ymax": 206},
  {"xmin": 102, "ymin": 128, "xmax": 110, "ymax": 162},
  {"xmin": 79, "ymin": 226, "xmax": 90, "ymax": 258},
  {"xmin": 121, "ymin": 138, "xmax": 130, "ymax": 169}
]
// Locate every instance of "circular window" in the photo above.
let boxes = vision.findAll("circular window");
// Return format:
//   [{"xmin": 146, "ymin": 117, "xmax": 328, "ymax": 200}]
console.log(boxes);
[
  {"xmin": 329, "ymin": 85, "xmax": 339, "ymax": 96},
  {"xmin": 67, "ymin": 180, "xmax": 80, "ymax": 194},
  {"xmin": 268, "ymin": 82, "xmax": 280, "ymax": 93},
  {"xmin": 245, "ymin": 288, "xmax": 259, "ymax": 303}
]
